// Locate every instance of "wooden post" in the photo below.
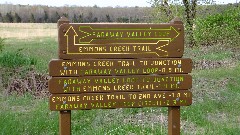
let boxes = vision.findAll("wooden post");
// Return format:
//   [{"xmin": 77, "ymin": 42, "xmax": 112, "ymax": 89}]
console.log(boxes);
[
  {"xmin": 168, "ymin": 17, "xmax": 183, "ymax": 135},
  {"xmin": 57, "ymin": 16, "xmax": 70, "ymax": 28},
  {"xmin": 59, "ymin": 110, "xmax": 71, "ymax": 135},
  {"xmin": 57, "ymin": 17, "xmax": 71, "ymax": 135},
  {"xmin": 168, "ymin": 107, "xmax": 180, "ymax": 135}
]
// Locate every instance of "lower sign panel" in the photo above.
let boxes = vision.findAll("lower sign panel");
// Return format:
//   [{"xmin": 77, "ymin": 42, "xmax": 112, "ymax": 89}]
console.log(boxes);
[{"xmin": 50, "ymin": 91, "xmax": 192, "ymax": 111}]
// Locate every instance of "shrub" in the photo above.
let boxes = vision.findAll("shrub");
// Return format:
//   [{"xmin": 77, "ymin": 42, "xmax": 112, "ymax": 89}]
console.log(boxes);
[
  {"xmin": 194, "ymin": 6, "xmax": 240, "ymax": 46},
  {"xmin": 0, "ymin": 49, "xmax": 37, "ymax": 68},
  {"xmin": 0, "ymin": 37, "xmax": 5, "ymax": 52}
]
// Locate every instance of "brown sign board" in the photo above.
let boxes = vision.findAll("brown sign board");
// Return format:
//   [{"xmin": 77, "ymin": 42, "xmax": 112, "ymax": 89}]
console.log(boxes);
[
  {"xmin": 58, "ymin": 23, "xmax": 184, "ymax": 59},
  {"xmin": 50, "ymin": 91, "xmax": 192, "ymax": 111},
  {"xmin": 49, "ymin": 58, "xmax": 192, "ymax": 76},
  {"xmin": 49, "ymin": 75, "xmax": 192, "ymax": 93}
]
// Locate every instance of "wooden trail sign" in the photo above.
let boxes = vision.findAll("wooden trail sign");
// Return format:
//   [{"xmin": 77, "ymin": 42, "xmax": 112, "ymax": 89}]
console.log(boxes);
[
  {"xmin": 49, "ymin": 75, "xmax": 192, "ymax": 93},
  {"xmin": 49, "ymin": 58, "xmax": 192, "ymax": 76},
  {"xmin": 58, "ymin": 23, "xmax": 184, "ymax": 59},
  {"xmin": 49, "ymin": 17, "xmax": 192, "ymax": 135},
  {"xmin": 50, "ymin": 91, "xmax": 192, "ymax": 111}
]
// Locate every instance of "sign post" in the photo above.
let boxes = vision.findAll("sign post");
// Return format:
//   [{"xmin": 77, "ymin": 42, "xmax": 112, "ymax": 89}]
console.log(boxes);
[
  {"xmin": 59, "ymin": 110, "xmax": 71, "ymax": 135},
  {"xmin": 167, "ymin": 17, "xmax": 184, "ymax": 135},
  {"xmin": 168, "ymin": 106, "xmax": 180, "ymax": 135},
  {"xmin": 49, "ymin": 16, "xmax": 192, "ymax": 135}
]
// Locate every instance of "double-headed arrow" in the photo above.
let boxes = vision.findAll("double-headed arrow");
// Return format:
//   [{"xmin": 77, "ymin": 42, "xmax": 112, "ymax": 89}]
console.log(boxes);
[
  {"xmin": 64, "ymin": 26, "xmax": 178, "ymax": 56},
  {"xmin": 65, "ymin": 26, "xmax": 180, "ymax": 44},
  {"xmin": 78, "ymin": 26, "xmax": 180, "ymax": 44}
]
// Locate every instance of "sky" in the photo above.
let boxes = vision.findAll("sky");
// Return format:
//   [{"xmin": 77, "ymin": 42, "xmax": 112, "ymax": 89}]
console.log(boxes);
[{"xmin": 0, "ymin": 0, "xmax": 238, "ymax": 7}]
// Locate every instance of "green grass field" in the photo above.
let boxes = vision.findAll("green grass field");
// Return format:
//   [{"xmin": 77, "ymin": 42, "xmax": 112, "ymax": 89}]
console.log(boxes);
[{"xmin": 0, "ymin": 25, "xmax": 240, "ymax": 135}]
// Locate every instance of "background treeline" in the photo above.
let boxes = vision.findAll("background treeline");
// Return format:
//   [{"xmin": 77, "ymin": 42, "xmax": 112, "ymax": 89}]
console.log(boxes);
[
  {"xmin": 0, "ymin": 4, "xmax": 151, "ymax": 23},
  {"xmin": 0, "ymin": 3, "xmax": 239, "ymax": 47}
]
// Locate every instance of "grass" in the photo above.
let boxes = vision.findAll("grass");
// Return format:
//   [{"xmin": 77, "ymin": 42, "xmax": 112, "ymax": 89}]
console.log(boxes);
[
  {"xmin": 0, "ymin": 94, "xmax": 169, "ymax": 135},
  {"xmin": 0, "ymin": 94, "xmax": 58, "ymax": 135},
  {"xmin": 1, "ymin": 37, "xmax": 58, "ymax": 72},
  {"xmin": 1, "ymin": 63, "xmax": 239, "ymax": 135},
  {"xmin": 0, "ymin": 23, "xmax": 57, "ymax": 39},
  {"xmin": 0, "ymin": 23, "xmax": 240, "ymax": 134}
]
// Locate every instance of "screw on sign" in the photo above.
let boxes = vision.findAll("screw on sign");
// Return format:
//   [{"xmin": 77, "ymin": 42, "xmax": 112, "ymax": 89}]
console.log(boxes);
[
  {"xmin": 48, "ymin": 75, "xmax": 192, "ymax": 93},
  {"xmin": 58, "ymin": 19, "xmax": 184, "ymax": 59},
  {"xmin": 49, "ymin": 58, "xmax": 192, "ymax": 76},
  {"xmin": 48, "ymin": 16, "xmax": 192, "ymax": 135},
  {"xmin": 49, "ymin": 91, "xmax": 192, "ymax": 110}
]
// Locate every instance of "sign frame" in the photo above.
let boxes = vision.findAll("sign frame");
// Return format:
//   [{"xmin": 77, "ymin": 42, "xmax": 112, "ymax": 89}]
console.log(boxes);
[{"xmin": 49, "ymin": 16, "xmax": 191, "ymax": 135}]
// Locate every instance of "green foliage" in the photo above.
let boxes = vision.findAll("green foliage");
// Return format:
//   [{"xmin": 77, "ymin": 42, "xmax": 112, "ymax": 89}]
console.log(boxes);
[
  {"xmin": 86, "ymin": 12, "xmax": 93, "ymax": 22},
  {"xmin": 0, "ymin": 13, "xmax": 3, "ymax": 22},
  {"xmin": 130, "ymin": 17, "xmax": 140, "ymax": 23},
  {"xmin": 30, "ymin": 13, "xmax": 35, "ymax": 23},
  {"xmin": 13, "ymin": 13, "xmax": 21, "ymax": 23},
  {"xmin": 63, "ymin": 13, "xmax": 68, "ymax": 18},
  {"xmin": 43, "ymin": 10, "xmax": 48, "ymax": 23},
  {"xmin": 78, "ymin": 13, "xmax": 84, "ymax": 23},
  {"xmin": 149, "ymin": 0, "xmax": 197, "ymax": 47},
  {"xmin": 117, "ymin": 17, "xmax": 129, "ymax": 23},
  {"xmin": 149, "ymin": 0, "xmax": 185, "ymax": 23},
  {"xmin": 194, "ymin": 7, "xmax": 240, "ymax": 46},
  {"xmin": 3, "ymin": 38, "xmax": 58, "ymax": 72},
  {"xmin": 106, "ymin": 14, "xmax": 112, "ymax": 22},
  {"xmin": 93, "ymin": 17, "xmax": 98, "ymax": 22},
  {"xmin": 0, "ymin": 95, "xmax": 58, "ymax": 135},
  {"xmin": 4, "ymin": 12, "xmax": 13, "ymax": 23},
  {"xmin": 0, "ymin": 49, "xmax": 37, "ymax": 68},
  {"xmin": 0, "ymin": 37, "xmax": 5, "ymax": 52},
  {"xmin": 72, "ymin": 14, "xmax": 78, "ymax": 23},
  {"xmin": 182, "ymin": 0, "xmax": 197, "ymax": 47},
  {"xmin": 55, "ymin": 11, "xmax": 60, "ymax": 21}
]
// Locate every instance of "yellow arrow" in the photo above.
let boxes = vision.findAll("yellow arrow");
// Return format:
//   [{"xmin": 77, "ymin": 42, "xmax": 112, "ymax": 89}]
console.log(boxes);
[{"xmin": 64, "ymin": 25, "xmax": 180, "ymax": 45}]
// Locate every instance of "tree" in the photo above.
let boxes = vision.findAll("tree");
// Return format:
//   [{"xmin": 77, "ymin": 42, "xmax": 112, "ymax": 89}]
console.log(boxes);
[
  {"xmin": 106, "ymin": 14, "xmax": 112, "ymax": 22},
  {"xmin": 117, "ymin": 17, "xmax": 129, "ymax": 23},
  {"xmin": 0, "ymin": 13, "xmax": 3, "ymax": 22},
  {"xmin": 182, "ymin": 0, "xmax": 197, "ymax": 47},
  {"xmin": 38, "ymin": 17, "xmax": 43, "ymax": 23},
  {"xmin": 149, "ymin": 0, "xmax": 177, "ymax": 23},
  {"xmin": 131, "ymin": 17, "xmax": 140, "ymax": 23},
  {"xmin": 78, "ymin": 13, "xmax": 84, "ymax": 23},
  {"xmin": 93, "ymin": 17, "xmax": 98, "ymax": 22},
  {"xmin": 72, "ymin": 13, "xmax": 78, "ymax": 23},
  {"xmin": 30, "ymin": 13, "xmax": 35, "ymax": 23},
  {"xmin": 43, "ymin": 10, "xmax": 48, "ymax": 23},
  {"xmin": 0, "ymin": 4, "xmax": 152, "ymax": 24},
  {"xmin": 4, "ymin": 12, "xmax": 14, "ymax": 23},
  {"xmin": 93, "ymin": 5, "xmax": 98, "ymax": 8},
  {"xmin": 50, "ymin": 11, "xmax": 61, "ymax": 23},
  {"xmin": 55, "ymin": 11, "xmax": 60, "ymax": 21},
  {"xmin": 86, "ymin": 12, "xmax": 93, "ymax": 22},
  {"xmin": 63, "ymin": 13, "xmax": 68, "ymax": 18},
  {"xmin": 14, "ymin": 13, "xmax": 21, "ymax": 23},
  {"xmin": 149, "ymin": 0, "xmax": 199, "ymax": 47}
]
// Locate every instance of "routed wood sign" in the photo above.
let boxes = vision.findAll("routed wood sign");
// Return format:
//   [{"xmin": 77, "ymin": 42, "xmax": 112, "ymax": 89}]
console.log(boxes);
[
  {"xmin": 48, "ymin": 17, "xmax": 192, "ymax": 135},
  {"xmin": 49, "ymin": 75, "xmax": 192, "ymax": 93},
  {"xmin": 50, "ymin": 91, "xmax": 192, "ymax": 111},
  {"xmin": 58, "ymin": 23, "xmax": 184, "ymax": 59},
  {"xmin": 49, "ymin": 58, "xmax": 192, "ymax": 76}
]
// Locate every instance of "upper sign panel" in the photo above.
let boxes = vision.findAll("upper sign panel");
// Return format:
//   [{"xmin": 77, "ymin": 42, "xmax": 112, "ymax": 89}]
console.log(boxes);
[{"xmin": 58, "ymin": 23, "xmax": 184, "ymax": 59}]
